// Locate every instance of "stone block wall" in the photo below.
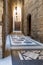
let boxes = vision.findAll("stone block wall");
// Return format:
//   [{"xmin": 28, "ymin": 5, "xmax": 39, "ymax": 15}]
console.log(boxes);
[
  {"xmin": 2, "ymin": 0, "xmax": 13, "ymax": 57},
  {"xmin": 0, "ymin": 0, "xmax": 3, "ymax": 22},
  {"xmin": 0, "ymin": 0, "xmax": 3, "ymax": 58},
  {"xmin": 3, "ymin": 0, "xmax": 12, "ymax": 35},
  {"xmin": 24, "ymin": 0, "xmax": 43, "ymax": 42}
]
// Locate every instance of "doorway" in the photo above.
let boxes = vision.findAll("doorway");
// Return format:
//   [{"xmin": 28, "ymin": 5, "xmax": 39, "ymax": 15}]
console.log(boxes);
[{"xmin": 27, "ymin": 14, "xmax": 31, "ymax": 36}]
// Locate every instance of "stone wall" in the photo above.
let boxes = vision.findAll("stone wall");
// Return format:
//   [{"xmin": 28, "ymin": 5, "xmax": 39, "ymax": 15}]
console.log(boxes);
[
  {"xmin": 0, "ymin": 0, "xmax": 3, "ymax": 22},
  {"xmin": 2, "ymin": 0, "xmax": 13, "ymax": 57},
  {"xmin": 3, "ymin": 0, "xmax": 12, "ymax": 35},
  {"xmin": 24, "ymin": 0, "xmax": 43, "ymax": 42},
  {"xmin": 0, "ymin": 0, "xmax": 3, "ymax": 58}
]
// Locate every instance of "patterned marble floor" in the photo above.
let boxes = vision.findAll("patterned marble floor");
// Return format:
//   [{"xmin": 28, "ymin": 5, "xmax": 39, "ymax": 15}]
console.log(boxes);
[
  {"xmin": 6, "ymin": 35, "xmax": 43, "ymax": 60},
  {"xmin": 12, "ymin": 50, "xmax": 43, "ymax": 60}
]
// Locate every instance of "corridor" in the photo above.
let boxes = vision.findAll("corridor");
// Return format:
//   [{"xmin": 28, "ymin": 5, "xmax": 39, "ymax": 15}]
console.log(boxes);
[{"xmin": 0, "ymin": 0, "xmax": 43, "ymax": 65}]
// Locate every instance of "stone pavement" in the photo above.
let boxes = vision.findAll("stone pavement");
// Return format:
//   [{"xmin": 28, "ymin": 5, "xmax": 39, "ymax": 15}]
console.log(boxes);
[{"xmin": 12, "ymin": 50, "xmax": 43, "ymax": 60}]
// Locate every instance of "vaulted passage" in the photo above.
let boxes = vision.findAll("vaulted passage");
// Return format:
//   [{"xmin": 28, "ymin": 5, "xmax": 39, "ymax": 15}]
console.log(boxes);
[
  {"xmin": 3, "ymin": 0, "xmax": 24, "ymax": 35},
  {"xmin": 0, "ymin": 0, "xmax": 43, "ymax": 58},
  {"xmin": 12, "ymin": 0, "xmax": 23, "ymax": 31}
]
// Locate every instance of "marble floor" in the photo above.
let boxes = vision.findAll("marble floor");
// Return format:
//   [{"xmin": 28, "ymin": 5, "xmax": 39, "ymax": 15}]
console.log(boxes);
[
  {"xmin": 6, "ymin": 35, "xmax": 43, "ymax": 60},
  {"xmin": 12, "ymin": 50, "xmax": 43, "ymax": 60},
  {"xmin": 6, "ymin": 35, "xmax": 43, "ymax": 49}
]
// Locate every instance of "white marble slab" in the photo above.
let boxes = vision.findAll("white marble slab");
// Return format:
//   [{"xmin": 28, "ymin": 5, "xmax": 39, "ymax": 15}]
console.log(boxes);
[
  {"xmin": 23, "ymin": 51, "xmax": 39, "ymax": 59},
  {"xmin": 5, "ymin": 35, "xmax": 11, "ymax": 50},
  {"xmin": 0, "ymin": 55, "xmax": 12, "ymax": 65}
]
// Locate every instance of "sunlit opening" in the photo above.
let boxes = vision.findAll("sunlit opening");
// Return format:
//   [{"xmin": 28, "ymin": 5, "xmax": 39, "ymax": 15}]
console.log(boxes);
[{"xmin": 13, "ymin": 5, "xmax": 22, "ymax": 22}]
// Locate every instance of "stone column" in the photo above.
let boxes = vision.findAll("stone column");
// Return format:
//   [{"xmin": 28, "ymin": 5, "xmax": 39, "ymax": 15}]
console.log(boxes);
[
  {"xmin": 2, "ymin": 0, "xmax": 8, "ymax": 58},
  {"xmin": 3, "ymin": 0, "xmax": 12, "ymax": 57},
  {"xmin": 22, "ymin": 0, "xmax": 24, "ymax": 34}
]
